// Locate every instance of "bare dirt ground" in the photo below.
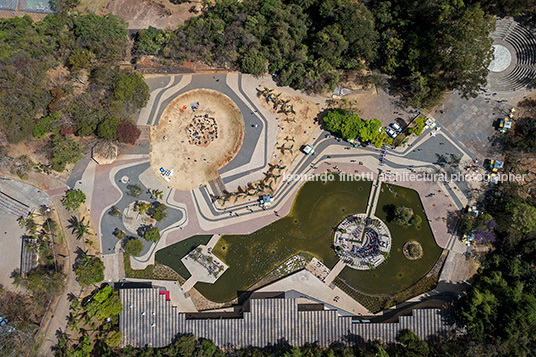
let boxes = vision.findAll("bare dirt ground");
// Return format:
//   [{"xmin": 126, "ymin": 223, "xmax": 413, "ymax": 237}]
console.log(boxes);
[
  {"xmin": 77, "ymin": 0, "xmax": 201, "ymax": 30},
  {"xmin": 330, "ymin": 86, "xmax": 415, "ymax": 127},
  {"xmin": 188, "ymin": 287, "xmax": 234, "ymax": 311},
  {"xmin": 258, "ymin": 89, "xmax": 319, "ymax": 171},
  {"xmin": 150, "ymin": 89, "xmax": 244, "ymax": 190},
  {"xmin": 216, "ymin": 88, "xmax": 319, "ymax": 205}
]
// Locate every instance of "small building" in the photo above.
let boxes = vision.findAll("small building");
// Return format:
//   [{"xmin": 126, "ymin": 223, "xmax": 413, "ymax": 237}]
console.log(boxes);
[
  {"xmin": 499, "ymin": 118, "xmax": 512, "ymax": 133},
  {"xmin": 302, "ymin": 144, "xmax": 314, "ymax": 155},
  {"xmin": 467, "ymin": 205, "xmax": 479, "ymax": 217},
  {"xmin": 490, "ymin": 160, "xmax": 504, "ymax": 173},
  {"xmin": 260, "ymin": 195, "xmax": 271, "ymax": 208}
]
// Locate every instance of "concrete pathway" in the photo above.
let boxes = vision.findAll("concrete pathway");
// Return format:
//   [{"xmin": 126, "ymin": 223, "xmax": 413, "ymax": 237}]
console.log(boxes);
[
  {"xmin": 37, "ymin": 194, "xmax": 85, "ymax": 356},
  {"xmin": 256, "ymin": 270, "xmax": 370, "ymax": 316},
  {"xmin": 70, "ymin": 71, "xmax": 488, "ymax": 316},
  {"xmin": 323, "ymin": 260, "xmax": 346, "ymax": 286}
]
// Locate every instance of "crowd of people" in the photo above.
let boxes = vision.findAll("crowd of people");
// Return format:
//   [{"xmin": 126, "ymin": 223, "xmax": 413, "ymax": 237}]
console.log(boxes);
[
  {"xmin": 351, "ymin": 228, "xmax": 381, "ymax": 258},
  {"xmin": 186, "ymin": 114, "xmax": 218, "ymax": 147}
]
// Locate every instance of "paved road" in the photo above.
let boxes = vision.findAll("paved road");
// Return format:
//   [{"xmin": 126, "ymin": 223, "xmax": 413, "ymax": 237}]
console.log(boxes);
[
  {"xmin": 143, "ymin": 73, "xmax": 267, "ymax": 179},
  {"xmin": 37, "ymin": 194, "xmax": 84, "ymax": 356},
  {"xmin": 100, "ymin": 162, "xmax": 185, "ymax": 256}
]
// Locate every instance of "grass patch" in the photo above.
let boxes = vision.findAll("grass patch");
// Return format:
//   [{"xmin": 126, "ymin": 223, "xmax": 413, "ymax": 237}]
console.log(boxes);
[
  {"xmin": 336, "ymin": 184, "xmax": 442, "ymax": 295},
  {"xmin": 155, "ymin": 235, "xmax": 213, "ymax": 279},
  {"xmin": 123, "ymin": 253, "xmax": 183, "ymax": 282},
  {"xmin": 334, "ymin": 272, "xmax": 440, "ymax": 313},
  {"xmin": 194, "ymin": 177, "xmax": 371, "ymax": 303}
]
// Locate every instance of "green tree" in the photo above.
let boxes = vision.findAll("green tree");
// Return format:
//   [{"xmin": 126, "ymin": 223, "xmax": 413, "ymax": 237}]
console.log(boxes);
[
  {"xmin": 127, "ymin": 184, "xmax": 143, "ymax": 197},
  {"xmin": 241, "ymin": 50, "xmax": 268, "ymax": 76},
  {"xmin": 51, "ymin": 135, "xmax": 84, "ymax": 172},
  {"xmin": 105, "ymin": 331, "xmax": 123, "ymax": 347},
  {"xmin": 14, "ymin": 267, "xmax": 66, "ymax": 308},
  {"xmin": 410, "ymin": 214, "xmax": 422, "ymax": 227},
  {"xmin": 62, "ymin": 189, "xmax": 86, "ymax": 212},
  {"xmin": 68, "ymin": 48, "xmax": 92, "ymax": 71},
  {"xmin": 84, "ymin": 285, "xmax": 123, "ymax": 322},
  {"xmin": 97, "ymin": 116, "xmax": 121, "ymax": 141},
  {"xmin": 33, "ymin": 112, "xmax": 61, "ymax": 139},
  {"xmin": 507, "ymin": 202, "xmax": 536, "ymax": 234},
  {"xmin": 396, "ymin": 329, "xmax": 431, "ymax": 356},
  {"xmin": 109, "ymin": 205, "xmax": 121, "ymax": 217},
  {"xmin": 392, "ymin": 206, "xmax": 414, "ymax": 226},
  {"xmin": 150, "ymin": 202, "xmax": 167, "ymax": 222},
  {"xmin": 75, "ymin": 253, "xmax": 105, "ymax": 286},
  {"xmin": 112, "ymin": 71, "xmax": 150, "ymax": 113},
  {"xmin": 143, "ymin": 226, "xmax": 160, "ymax": 243},
  {"xmin": 72, "ymin": 14, "xmax": 128, "ymax": 62},
  {"xmin": 124, "ymin": 238, "xmax": 144, "ymax": 257},
  {"xmin": 136, "ymin": 26, "xmax": 170, "ymax": 55}
]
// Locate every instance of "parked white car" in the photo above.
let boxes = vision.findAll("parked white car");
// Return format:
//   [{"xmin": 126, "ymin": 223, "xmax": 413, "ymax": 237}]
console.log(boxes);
[
  {"xmin": 391, "ymin": 123, "xmax": 402, "ymax": 132},
  {"xmin": 385, "ymin": 127, "xmax": 397, "ymax": 138}
]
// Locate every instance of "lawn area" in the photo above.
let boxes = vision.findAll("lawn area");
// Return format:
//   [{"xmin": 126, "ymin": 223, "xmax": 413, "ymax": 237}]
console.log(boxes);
[
  {"xmin": 195, "ymin": 177, "xmax": 372, "ymax": 303},
  {"xmin": 336, "ymin": 183, "xmax": 443, "ymax": 295},
  {"xmin": 155, "ymin": 235, "xmax": 213, "ymax": 279}
]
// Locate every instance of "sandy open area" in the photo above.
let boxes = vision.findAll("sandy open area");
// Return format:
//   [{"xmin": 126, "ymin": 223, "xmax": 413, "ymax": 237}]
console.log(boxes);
[
  {"xmin": 150, "ymin": 89, "xmax": 244, "ymax": 190},
  {"xmin": 216, "ymin": 88, "xmax": 319, "ymax": 205}
]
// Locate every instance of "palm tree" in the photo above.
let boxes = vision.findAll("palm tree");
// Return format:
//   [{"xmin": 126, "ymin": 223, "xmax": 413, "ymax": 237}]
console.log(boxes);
[
  {"xmin": 79, "ymin": 251, "xmax": 93, "ymax": 267},
  {"xmin": 285, "ymin": 144, "xmax": 294, "ymax": 155},
  {"xmin": 289, "ymin": 105, "xmax": 296, "ymax": 114},
  {"xmin": 135, "ymin": 201, "xmax": 151, "ymax": 215},
  {"xmin": 280, "ymin": 99, "xmax": 291, "ymax": 112},
  {"xmin": 149, "ymin": 189, "xmax": 164, "ymax": 200},
  {"xmin": 218, "ymin": 196, "xmax": 229, "ymax": 206},
  {"xmin": 68, "ymin": 217, "xmax": 91, "ymax": 240}
]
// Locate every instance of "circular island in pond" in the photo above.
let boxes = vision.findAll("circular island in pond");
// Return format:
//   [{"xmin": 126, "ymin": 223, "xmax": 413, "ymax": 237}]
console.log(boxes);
[
  {"xmin": 403, "ymin": 240, "xmax": 423, "ymax": 260},
  {"xmin": 333, "ymin": 213, "xmax": 392, "ymax": 270}
]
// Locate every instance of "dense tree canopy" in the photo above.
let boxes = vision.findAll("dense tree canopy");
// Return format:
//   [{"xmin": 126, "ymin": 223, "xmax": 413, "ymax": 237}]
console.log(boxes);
[
  {"xmin": 323, "ymin": 109, "xmax": 391, "ymax": 148},
  {"xmin": 0, "ymin": 12, "xmax": 142, "ymax": 170},
  {"xmin": 75, "ymin": 253, "xmax": 105, "ymax": 286},
  {"xmin": 370, "ymin": 0, "xmax": 495, "ymax": 107},
  {"xmin": 147, "ymin": 0, "xmax": 379, "ymax": 93}
]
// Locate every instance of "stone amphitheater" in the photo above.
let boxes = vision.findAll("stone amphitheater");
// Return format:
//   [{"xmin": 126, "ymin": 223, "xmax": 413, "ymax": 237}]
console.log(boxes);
[{"xmin": 487, "ymin": 18, "xmax": 536, "ymax": 91}]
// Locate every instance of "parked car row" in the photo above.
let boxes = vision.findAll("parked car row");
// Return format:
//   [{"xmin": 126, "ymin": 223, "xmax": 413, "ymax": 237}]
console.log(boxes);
[{"xmin": 385, "ymin": 123, "xmax": 402, "ymax": 138}]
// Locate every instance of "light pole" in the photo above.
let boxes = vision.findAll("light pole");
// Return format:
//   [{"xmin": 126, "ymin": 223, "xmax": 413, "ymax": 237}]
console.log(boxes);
[{"xmin": 45, "ymin": 207, "xmax": 57, "ymax": 272}]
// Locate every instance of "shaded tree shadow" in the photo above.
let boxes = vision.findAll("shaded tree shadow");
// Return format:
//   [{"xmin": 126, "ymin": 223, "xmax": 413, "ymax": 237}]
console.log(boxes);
[
  {"xmin": 382, "ymin": 204, "xmax": 396, "ymax": 222},
  {"xmin": 446, "ymin": 210, "xmax": 461, "ymax": 235},
  {"xmin": 67, "ymin": 215, "xmax": 80, "ymax": 233}
]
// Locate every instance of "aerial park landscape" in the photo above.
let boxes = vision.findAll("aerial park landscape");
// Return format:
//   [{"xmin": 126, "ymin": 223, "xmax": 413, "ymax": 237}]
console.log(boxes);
[{"xmin": 1, "ymin": 0, "xmax": 536, "ymax": 355}]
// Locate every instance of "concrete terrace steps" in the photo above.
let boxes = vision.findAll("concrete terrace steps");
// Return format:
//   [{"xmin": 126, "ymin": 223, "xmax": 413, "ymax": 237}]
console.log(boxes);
[
  {"xmin": 488, "ymin": 19, "xmax": 536, "ymax": 91},
  {"xmin": 491, "ymin": 19, "xmax": 516, "ymax": 41},
  {"xmin": 0, "ymin": 191, "xmax": 30, "ymax": 217},
  {"xmin": 119, "ymin": 288, "xmax": 456, "ymax": 349}
]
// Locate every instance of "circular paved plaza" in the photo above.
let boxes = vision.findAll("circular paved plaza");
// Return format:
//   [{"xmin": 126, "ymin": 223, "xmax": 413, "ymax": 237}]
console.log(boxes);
[
  {"xmin": 488, "ymin": 44, "xmax": 512, "ymax": 73},
  {"xmin": 333, "ymin": 214, "xmax": 392, "ymax": 270},
  {"xmin": 150, "ymin": 89, "xmax": 244, "ymax": 190}
]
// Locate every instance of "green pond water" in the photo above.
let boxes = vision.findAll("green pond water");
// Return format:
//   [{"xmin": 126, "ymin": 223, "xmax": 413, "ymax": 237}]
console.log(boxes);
[
  {"xmin": 194, "ymin": 178, "xmax": 372, "ymax": 302},
  {"xmin": 155, "ymin": 235, "xmax": 213, "ymax": 279},
  {"xmin": 158, "ymin": 177, "xmax": 441, "ymax": 303}
]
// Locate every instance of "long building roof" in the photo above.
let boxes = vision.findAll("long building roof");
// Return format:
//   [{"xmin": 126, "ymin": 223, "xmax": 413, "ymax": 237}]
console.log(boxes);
[{"xmin": 119, "ymin": 288, "xmax": 455, "ymax": 349}]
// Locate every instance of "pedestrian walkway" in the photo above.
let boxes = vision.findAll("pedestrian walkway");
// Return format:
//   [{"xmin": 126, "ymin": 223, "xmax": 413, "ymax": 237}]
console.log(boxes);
[
  {"xmin": 323, "ymin": 260, "xmax": 346, "ymax": 286},
  {"xmin": 366, "ymin": 174, "xmax": 382, "ymax": 217}
]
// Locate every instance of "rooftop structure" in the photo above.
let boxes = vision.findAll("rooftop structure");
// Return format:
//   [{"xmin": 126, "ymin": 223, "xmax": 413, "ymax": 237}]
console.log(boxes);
[{"xmin": 119, "ymin": 288, "xmax": 456, "ymax": 349}]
